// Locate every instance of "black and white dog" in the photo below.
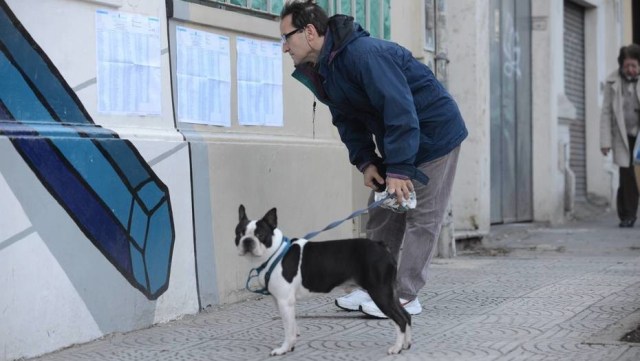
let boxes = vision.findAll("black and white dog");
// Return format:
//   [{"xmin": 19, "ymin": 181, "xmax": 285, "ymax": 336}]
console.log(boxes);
[{"xmin": 235, "ymin": 205, "xmax": 411, "ymax": 355}]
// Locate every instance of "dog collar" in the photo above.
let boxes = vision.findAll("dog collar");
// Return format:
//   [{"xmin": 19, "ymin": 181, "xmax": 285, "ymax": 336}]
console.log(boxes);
[{"xmin": 246, "ymin": 237, "xmax": 291, "ymax": 295}]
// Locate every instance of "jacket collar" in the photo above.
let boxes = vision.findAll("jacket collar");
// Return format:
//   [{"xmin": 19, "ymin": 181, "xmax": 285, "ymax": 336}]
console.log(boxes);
[
  {"xmin": 294, "ymin": 15, "xmax": 366, "ymax": 75},
  {"xmin": 605, "ymin": 69, "xmax": 639, "ymax": 85},
  {"xmin": 325, "ymin": 15, "xmax": 358, "ymax": 61},
  {"xmin": 290, "ymin": 17, "xmax": 367, "ymax": 103},
  {"xmin": 605, "ymin": 69, "xmax": 620, "ymax": 83}
]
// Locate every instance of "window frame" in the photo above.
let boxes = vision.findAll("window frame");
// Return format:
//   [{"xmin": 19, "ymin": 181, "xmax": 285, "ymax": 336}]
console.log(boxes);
[{"xmin": 189, "ymin": 0, "xmax": 390, "ymax": 39}]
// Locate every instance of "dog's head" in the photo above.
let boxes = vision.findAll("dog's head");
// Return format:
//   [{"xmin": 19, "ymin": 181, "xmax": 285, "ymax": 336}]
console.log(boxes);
[{"xmin": 235, "ymin": 205, "xmax": 279, "ymax": 258}]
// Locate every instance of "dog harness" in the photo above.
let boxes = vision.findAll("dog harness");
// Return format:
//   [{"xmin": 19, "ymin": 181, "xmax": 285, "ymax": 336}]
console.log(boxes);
[{"xmin": 246, "ymin": 237, "xmax": 292, "ymax": 295}]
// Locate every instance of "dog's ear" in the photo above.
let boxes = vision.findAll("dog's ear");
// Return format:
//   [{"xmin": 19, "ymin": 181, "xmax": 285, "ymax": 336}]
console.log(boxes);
[
  {"xmin": 262, "ymin": 207, "xmax": 278, "ymax": 229},
  {"xmin": 239, "ymin": 204, "xmax": 248, "ymax": 222}
]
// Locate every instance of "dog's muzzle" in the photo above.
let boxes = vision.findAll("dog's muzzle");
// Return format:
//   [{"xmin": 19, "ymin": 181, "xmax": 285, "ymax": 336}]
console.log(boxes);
[{"xmin": 241, "ymin": 237, "xmax": 256, "ymax": 254}]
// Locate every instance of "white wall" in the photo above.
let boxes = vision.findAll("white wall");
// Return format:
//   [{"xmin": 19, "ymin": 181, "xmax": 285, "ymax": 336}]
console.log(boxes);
[
  {"xmin": 530, "ymin": 0, "xmax": 565, "ymax": 224},
  {"xmin": 0, "ymin": 1, "xmax": 198, "ymax": 360},
  {"xmin": 0, "ymin": 137, "xmax": 199, "ymax": 361},
  {"xmin": 168, "ymin": 1, "xmax": 356, "ymax": 307},
  {"xmin": 585, "ymin": 1, "xmax": 614, "ymax": 205},
  {"xmin": 586, "ymin": 0, "xmax": 627, "ymax": 208},
  {"xmin": 447, "ymin": 0, "xmax": 491, "ymax": 236}
]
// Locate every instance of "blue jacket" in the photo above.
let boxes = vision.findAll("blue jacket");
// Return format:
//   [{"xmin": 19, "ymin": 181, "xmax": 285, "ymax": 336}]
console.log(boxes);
[{"xmin": 292, "ymin": 15, "xmax": 467, "ymax": 184}]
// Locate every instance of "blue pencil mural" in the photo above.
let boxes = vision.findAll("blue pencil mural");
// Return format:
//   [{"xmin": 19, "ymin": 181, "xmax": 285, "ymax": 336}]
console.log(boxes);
[{"xmin": 0, "ymin": 0, "xmax": 175, "ymax": 300}]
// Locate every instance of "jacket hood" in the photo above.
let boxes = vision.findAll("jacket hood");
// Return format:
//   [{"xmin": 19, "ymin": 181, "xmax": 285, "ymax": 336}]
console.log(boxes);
[
  {"xmin": 323, "ymin": 15, "xmax": 368, "ymax": 62},
  {"xmin": 328, "ymin": 15, "xmax": 356, "ymax": 49}
]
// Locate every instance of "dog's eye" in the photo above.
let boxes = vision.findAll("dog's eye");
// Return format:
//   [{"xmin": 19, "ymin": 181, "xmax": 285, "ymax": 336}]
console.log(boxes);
[{"xmin": 254, "ymin": 231, "xmax": 261, "ymax": 238}]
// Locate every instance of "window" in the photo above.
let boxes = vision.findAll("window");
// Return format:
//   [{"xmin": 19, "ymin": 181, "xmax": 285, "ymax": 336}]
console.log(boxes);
[{"xmin": 197, "ymin": 0, "xmax": 390, "ymax": 39}]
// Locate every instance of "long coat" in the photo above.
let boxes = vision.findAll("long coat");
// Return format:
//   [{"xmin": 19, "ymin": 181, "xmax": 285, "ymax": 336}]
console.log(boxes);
[{"xmin": 600, "ymin": 70, "xmax": 640, "ymax": 167}]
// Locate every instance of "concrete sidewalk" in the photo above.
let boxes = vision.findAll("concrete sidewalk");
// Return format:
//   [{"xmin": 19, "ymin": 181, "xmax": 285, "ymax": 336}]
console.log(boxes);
[{"xmin": 27, "ymin": 210, "xmax": 640, "ymax": 361}]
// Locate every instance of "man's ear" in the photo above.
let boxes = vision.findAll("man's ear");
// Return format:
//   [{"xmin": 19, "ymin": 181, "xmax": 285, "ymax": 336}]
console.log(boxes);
[{"xmin": 304, "ymin": 23, "xmax": 319, "ymax": 39}]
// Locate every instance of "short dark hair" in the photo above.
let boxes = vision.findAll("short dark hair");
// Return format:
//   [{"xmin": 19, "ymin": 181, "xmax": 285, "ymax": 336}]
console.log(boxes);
[
  {"xmin": 618, "ymin": 44, "xmax": 640, "ymax": 68},
  {"xmin": 280, "ymin": 0, "xmax": 329, "ymax": 36}
]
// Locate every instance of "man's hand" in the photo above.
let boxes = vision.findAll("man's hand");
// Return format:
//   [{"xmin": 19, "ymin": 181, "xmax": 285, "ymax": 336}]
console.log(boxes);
[
  {"xmin": 386, "ymin": 177, "xmax": 414, "ymax": 204},
  {"xmin": 601, "ymin": 147, "xmax": 611, "ymax": 156},
  {"xmin": 363, "ymin": 164, "xmax": 385, "ymax": 191}
]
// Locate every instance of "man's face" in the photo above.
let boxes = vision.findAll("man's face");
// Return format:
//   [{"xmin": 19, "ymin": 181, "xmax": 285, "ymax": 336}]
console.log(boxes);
[
  {"xmin": 280, "ymin": 14, "xmax": 313, "ymax": 66},
  {"xmin": 622, "ymin": 58, "xmax": 640, "ymax": 79}
]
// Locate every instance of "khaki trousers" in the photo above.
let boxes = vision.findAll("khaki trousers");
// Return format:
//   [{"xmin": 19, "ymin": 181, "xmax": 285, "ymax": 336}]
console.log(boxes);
[{"xmin": 366, "ymin": 147, "xmax": 461, "ymax": 300}]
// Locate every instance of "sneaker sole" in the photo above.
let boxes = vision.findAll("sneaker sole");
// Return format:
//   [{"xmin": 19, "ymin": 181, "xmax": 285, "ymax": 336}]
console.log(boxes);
[
  {"xmin": 334, "ymin": 300, "xmax": 360, "ymax": 312},
  {"xmin": 359, "ymin": 305, "xmax": 423, "ymax": 318},
  {"xmin": 359, "ymin": 305, "xmax": 388, "ymax": 319}
]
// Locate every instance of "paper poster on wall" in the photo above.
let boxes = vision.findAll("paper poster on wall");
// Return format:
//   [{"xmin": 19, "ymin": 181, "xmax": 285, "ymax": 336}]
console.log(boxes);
[
  {"xmin": 95, "ymin": 9, "xmax": 161, "ymax": 116},
  {"xmin": 236, "ymin": 37, "xmax": 283, "ymax": 127},
  {"xmin": 175, "ymin": 26, "xmax": 231, "ymax": 126}
]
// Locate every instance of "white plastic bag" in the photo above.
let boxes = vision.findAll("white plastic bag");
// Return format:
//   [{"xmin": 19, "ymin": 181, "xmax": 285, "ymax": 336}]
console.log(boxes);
[{"xmin": 374, "ymin": 190, "xmax": 417, "ymax": 213}]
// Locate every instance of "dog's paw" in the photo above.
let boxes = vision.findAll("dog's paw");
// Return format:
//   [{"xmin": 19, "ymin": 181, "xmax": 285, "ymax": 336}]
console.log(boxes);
[
  {"xmin": 270, "ymin": 345, "xmax": 294, "ymax": 356},
  {"xmin": 387, "ymin": 344, "xmax": 403, "ymax": 355},
  {"xmin": 403, "ymin": 328, "xmax": 412, "ymax": 350}
]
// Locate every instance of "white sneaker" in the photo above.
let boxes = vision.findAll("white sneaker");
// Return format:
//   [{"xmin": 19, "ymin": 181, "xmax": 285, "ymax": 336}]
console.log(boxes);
[
  {"xmin": 335, "ymin": 289, "xmax": 372, "ymax": 311},
  {"xmin": 359, "ymin": 298, "xmax": 422, "ymax": 318}
]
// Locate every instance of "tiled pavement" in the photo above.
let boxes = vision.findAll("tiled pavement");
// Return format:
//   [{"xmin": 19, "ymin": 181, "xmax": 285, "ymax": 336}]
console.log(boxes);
[{"xmin": 27, "ymin": 211, "xmax": 640, "ymax": 361}]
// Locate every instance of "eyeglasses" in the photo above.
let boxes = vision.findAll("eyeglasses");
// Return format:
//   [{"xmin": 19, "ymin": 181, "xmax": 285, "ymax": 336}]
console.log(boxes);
[{"xmin": 281, "ymin": 28, "xmax": 302, "ymax": 44}]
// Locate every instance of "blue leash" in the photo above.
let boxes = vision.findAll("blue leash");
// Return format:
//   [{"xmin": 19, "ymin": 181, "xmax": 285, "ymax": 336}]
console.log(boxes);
[{"xmin": 303, "ymin": 196, "xmax": 388, "ymax": 239}]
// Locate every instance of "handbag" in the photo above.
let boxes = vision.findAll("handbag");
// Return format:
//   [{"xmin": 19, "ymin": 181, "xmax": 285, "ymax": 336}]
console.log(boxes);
[
  {"xmin": 634, "ymin": 130, "xmax": 640, "ymax": 165},
  {"xmin": 633, "ymin": 131, "xmax": 640, "ymax": 193}
]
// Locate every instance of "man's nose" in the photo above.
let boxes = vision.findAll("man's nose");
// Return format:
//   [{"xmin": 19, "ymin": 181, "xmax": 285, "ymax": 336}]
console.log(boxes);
[{"xmin": 282, "ymin": 43, "xmax": 290, "ymax": 53}]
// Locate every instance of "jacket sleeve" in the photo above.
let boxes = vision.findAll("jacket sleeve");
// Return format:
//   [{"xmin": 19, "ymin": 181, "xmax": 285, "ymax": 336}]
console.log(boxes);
[
  {"xmin": 330, "ymin": 107, "xmax": 382, "ymax": 171},
  {"xmin": 353, "ymin": 48, "xmax": 420, "ymax": 179},
  {"xmin": 600, "ymin": 80, "xmax": 614, "ymax": 149}
]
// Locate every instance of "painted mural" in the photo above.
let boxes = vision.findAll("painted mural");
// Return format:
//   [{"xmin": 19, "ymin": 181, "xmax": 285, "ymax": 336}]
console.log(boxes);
[{"xmin": 0, "ymin": 0, "xmax": 174, "ymax": 300}]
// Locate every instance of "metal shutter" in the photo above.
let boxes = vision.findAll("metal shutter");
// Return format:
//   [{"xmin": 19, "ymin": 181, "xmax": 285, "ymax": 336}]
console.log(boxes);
[{"xmin": 564, "ymin": 1, "xmax": 587, "ymax": 199}]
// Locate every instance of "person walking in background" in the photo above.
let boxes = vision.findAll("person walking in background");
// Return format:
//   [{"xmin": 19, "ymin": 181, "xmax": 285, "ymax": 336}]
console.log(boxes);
[
  {"xmin": 601, "ymin": 44, "xmax": 640, "ymax": 228},
  {"xmin": 278, "ymin": 0, "xmax": 467, "ymax": 317}
]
